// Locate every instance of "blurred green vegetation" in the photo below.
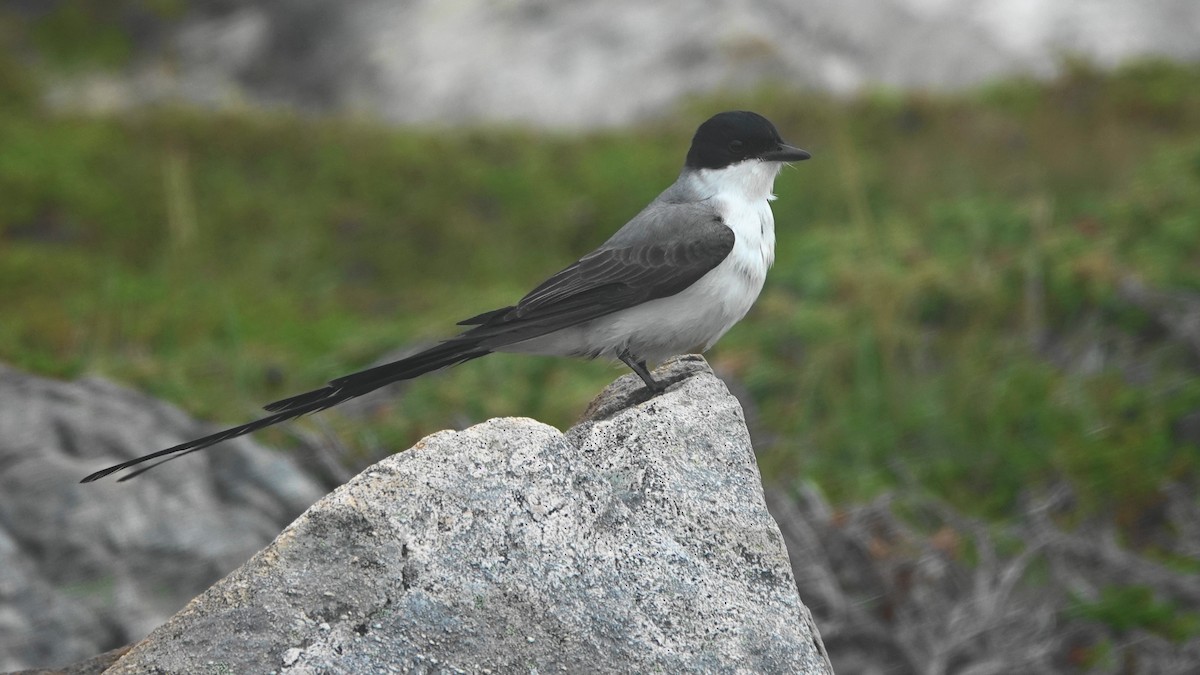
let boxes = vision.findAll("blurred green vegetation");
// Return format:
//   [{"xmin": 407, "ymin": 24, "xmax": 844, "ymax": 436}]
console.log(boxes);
[
  {"xmin": 1, "ymin": 47, "xmax": 1199, "ymax": 538},
  {"xmin": 1068, "ymin": 585, "xmax": 1200, "ymax": 643},
  {"xmin": 19, "ymin": 0, "xmax": 185, "ymax": 70}
]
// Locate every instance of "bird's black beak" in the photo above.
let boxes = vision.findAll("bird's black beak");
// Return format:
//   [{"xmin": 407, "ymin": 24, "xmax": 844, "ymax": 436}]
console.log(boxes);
[{"xmin": 760, "ymin": 142, "xmax": 811, "ymax": 162}]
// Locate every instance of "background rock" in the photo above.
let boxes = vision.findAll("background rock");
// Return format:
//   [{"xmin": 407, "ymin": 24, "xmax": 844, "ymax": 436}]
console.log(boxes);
[
  {"xmin": 0, "ymin": 364, "xmax": 325, "ymax": 672},
  {"xmin": 21, "ymin": 0, "xmax": 1200, "ymax": 127},
  {"xmin": 104, "ymin": 356, "xmax": 832, "ymax": 674}
]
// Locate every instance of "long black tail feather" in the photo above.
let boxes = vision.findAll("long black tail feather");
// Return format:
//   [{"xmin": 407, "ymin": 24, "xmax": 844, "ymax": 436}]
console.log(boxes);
[
  {"xmin": 263, "ymin": 340, "xmax": 490, "ymax": 413},
  {"xmin": 82, "ymin": 291, "xmax": 634, "ymax": 482},
  {"xmin": 79, "ymin": 392, "xmax": 351, "ymax": 483},
  {"xmin": 81, "ymin": 341, "xmax": 490, "ymax": 482}
]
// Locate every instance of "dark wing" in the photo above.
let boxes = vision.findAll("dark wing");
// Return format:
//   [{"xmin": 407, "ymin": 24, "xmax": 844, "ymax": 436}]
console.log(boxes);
[{"xmin": 455, "ymin": 214, "xmax": 734, "ymax": 347}]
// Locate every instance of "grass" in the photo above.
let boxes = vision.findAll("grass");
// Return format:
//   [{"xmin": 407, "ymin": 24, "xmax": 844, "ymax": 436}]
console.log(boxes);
[{"xmin": 1, "ymin": 51, "xmax": 1199, "ymax": 536}]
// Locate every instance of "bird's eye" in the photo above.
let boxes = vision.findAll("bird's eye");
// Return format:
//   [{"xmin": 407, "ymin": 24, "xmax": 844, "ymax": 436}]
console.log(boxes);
[{"xmin": 728, "ymin": 140, "xmax": 744, "ymax": 153}]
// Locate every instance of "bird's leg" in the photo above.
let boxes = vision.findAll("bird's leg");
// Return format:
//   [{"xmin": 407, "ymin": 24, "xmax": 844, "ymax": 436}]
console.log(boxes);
[{"xmin": 618, "ymin": 351, "xmax": 665, "ymax": 394}]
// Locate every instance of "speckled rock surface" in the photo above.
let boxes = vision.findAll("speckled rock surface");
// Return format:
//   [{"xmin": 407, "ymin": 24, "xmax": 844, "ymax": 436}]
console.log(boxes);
[{"xmin": 105, "ymin": 355, "xmax": 832, "ymax": 674}]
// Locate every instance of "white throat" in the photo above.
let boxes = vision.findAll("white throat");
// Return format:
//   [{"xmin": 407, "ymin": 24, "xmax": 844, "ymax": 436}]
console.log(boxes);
[{"xmin": 686, "ymin": 159, "xmax": 783, "ymax": 204}]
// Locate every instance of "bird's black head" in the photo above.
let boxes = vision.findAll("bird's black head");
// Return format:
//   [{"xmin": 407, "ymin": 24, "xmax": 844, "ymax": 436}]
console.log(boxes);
[{"xmin": 685, "ymin": 111, "xmax": 810, "ymax": 170}]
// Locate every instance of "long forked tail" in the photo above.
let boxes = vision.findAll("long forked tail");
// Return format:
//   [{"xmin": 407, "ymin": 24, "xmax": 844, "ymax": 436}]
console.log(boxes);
[{"xmin": 80, "ymin": 340, "xmax": 490, "ymax": 482}]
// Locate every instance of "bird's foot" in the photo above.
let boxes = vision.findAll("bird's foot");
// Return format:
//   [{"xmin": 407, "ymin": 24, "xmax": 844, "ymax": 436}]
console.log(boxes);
[{"xmin": 618, "ymin": 351, "xmax": 667, "ymax": 395}]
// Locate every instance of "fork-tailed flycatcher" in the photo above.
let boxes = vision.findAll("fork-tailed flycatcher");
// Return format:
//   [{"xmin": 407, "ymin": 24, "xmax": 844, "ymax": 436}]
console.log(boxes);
[{"xmin": 81, "ymin": 110, "xmax": 810, "ymax": 482}]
